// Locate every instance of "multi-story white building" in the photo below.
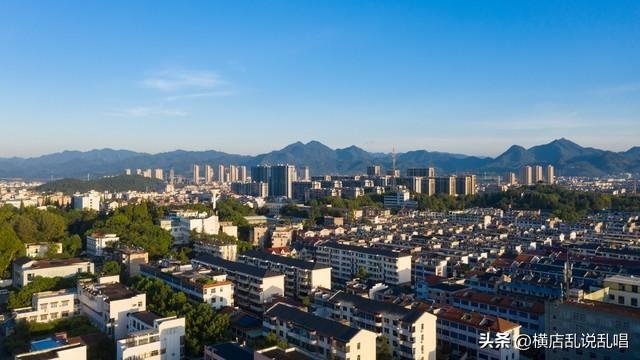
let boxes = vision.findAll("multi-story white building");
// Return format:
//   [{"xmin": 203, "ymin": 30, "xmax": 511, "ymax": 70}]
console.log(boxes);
[
  {"xmin": 116, "ymin": 311, "xmax": 185, "ymax": 360},
  {"xmin": 140, "ymin": 263, "xmax": 234, "ymax": 309},
  {"xmin": 193, "ymin": 240, "xmax": 237, "ymax": 261},
  {"xmin": 264, "ymin": 303, "xmax": 377, "ymax": 360},
  {"xmin": 78, "ymin": 276, "xmax": 146, "ymax": 340},
  {"xmin": 316, "ymin": 242, "xmax": 412, "ymax": 285},
  {"xmin": 86, "ymin": 233, "xmax": 120, "ymax": 257},
  {"xmin": 161, "ymin": 211, "xmax": 219, "ymax": 245},
  {"xmin": 12, "ymin": 257, "xmax": 95, "ymax": 288},
  {"xmin": 72, "ymin": 192, "xmax": 101, "ymax": 211},
  {"xmin": 238, "ymin": 250, "xmax": 331, "ymax": 299},
  {"xmin": 601, "ymin": 275, "xmax": 640, "ymax": 308},
  {"xmin": 433, "ymin": 305, "xmax": 520, "ymax": 360},
  {"xmin": 313, "ymin": 290, "xmax": 437, "ymax": 360},
  {"xmin": 13, "ymin": 289, "xmax": 80, "ymax": 323},
  {"xmin": 192, "ymin": 254, "xmax": 284, "ymax": 313}
]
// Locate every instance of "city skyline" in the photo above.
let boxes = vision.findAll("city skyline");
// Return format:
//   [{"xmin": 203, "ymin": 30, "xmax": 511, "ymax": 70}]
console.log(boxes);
[{"xmin": 1, "ymin": 1, "xmax": 639, "ymax": 157}]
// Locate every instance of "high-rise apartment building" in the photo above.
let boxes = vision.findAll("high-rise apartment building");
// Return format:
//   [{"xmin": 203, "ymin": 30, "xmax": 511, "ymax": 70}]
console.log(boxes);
[
  {"xmin": 125, "ymin": 169, "xmax": 131, "ymax": 175},
  {"xmin": 506, "ymin": 172, "xmax": 517, "ymax": 185},
  {"xmin": 366, "ymin": 165, "xmax": 381, "ymax": 176},
  {"xmin": 301, "ymin": 166, "xmax": 310, "ymax": 181},
  {"xmin": 520, "ymin": 165, "xmax": 533, "ymax": 185},
  {"xmin": 228, "ymin": 165, "xmax": 238, "ymax": 182},
  {"xmin": 142, "ymin": 169, "xmax": 152, "ymax": 178},
  {"xmin": 251, "ymin": 165, "xmax": 271, "ymax": 183},
  {"xmin": 238, "ymin": 166, "xmax": 248, "ymax": 182},
  {"xmin": 534, "ymin": 165, "xmax": 544, "ymax": 183},
  {"xmin": 455, "ymin": 175, "xmax": 477, "ymax": 195},
  {"xmin": 217, "ymin": 165, "xmax": 225, "ymax": 183},
  {"xmin": 546, "ymin": 164, "xmax": 555, "ymax": 185},
  {"xmin": 169, "ymin": 169, "xmax": 175, "ymax": 184},
  {"xmin": 154, "ymin": 168, "xmax": 163, "ymax": 180},
  {"xmin": 193, "ymin": 164, "xmax": 200, "ymax": 184},
  {"xmin": 435, "ymin": 176, "xmax": 457, "ymax": 196},
  {"xmin": 269, "ymin": 164, "xmax": 296, "ymax": 198},
  {"xmin": 205, "ymin": 165, "xmax": 213, "ymax": 184},
  {"xmin": 406, "ymin": 167, "xmax": 435, "ymax": 177}
]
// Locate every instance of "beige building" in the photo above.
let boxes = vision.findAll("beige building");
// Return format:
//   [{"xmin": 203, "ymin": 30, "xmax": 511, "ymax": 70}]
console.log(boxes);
[
  {"xmin": 520, "ymin": 166, "xmax": 533, "ymax": 185},
  {"xmin": 16, "ymin": 333, "xmax": 87, "ymax": 360},
  {"xmin": 25, "ymin": 242, "xmax": 62, "ymax": 258},
  {"xmin": 86, "ymin": 233, "xmax": 119, "ymax": 257}
]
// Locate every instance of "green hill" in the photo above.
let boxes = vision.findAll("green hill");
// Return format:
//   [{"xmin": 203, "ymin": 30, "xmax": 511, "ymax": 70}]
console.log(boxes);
[{"xmin": 37, "ymin": 175, "xmax": 165, "ymax": 195}]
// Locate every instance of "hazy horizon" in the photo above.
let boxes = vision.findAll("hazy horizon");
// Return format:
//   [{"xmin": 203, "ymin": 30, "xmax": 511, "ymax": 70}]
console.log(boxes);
[{"xmin": 1, "ymin": 1, "xmax": 639, "ymax": 157}]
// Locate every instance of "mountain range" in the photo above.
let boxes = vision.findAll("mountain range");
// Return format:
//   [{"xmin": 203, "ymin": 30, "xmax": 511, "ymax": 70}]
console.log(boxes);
[{"xmin": 1, "ymin": 138, "xmax": 638, "ymax": 180}]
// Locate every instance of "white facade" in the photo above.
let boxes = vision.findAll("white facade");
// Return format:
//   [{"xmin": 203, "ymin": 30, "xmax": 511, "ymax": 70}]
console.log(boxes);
[
  {"xmin": 316, "ymin": 242, "xmax": 412, "ymax": 285},
  {"xmin": 117, "ymin": 312, "xmax": 185, "ymax": 360},
  {"xmin": 73, "ymin": 192, "xmax": 101, "ymax": 211},
  {"xmin": 86, "ymin": 233, "xmax": 120, "ymax": 257},
  {"xmin": 13, "ymin": 257, "xmax": 95, "ymax": 288},
  {"xmin": 25, "ymin": 242, "xmax": 62, "ymax": 258},
  {"xmin": 13, "ymin": 289, "xmax": 80, "ymax": 323},
  {"xmin": 193, "ymin": 241, "xmax": 238, "ymax": 261},
  {"xmin": 16, "ymin": 336, "xmax": 87, "ymax": 360},
  {"xmin": 78, "ymin": 276, "xmax": 146, "ymax": 340}
]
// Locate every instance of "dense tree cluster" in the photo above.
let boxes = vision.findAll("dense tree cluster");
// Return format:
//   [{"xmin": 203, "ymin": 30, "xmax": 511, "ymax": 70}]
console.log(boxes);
[
  {"xmin": 0, "ymin": 206, "xmax": 91, "ymax": 277},
  {"xmin": 36, "ymin": 175, "xmax": 163, "ymax": 195},
  {"xmin": 89, "ymin": 202, "xmax": 171, "ymax": 258},
  {"xmin": 129, "ymin": 276, "xmax": 231, "ymax": 355}
]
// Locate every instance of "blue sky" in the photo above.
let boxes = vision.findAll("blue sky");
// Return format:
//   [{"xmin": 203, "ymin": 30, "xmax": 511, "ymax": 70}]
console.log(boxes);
[{"xmin": 1, "ymin": 1, "xmax": 639, "ymax": 157}]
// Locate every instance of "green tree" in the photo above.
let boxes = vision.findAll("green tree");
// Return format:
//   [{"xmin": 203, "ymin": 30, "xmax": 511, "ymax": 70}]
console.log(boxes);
[
  {"xmin": 101, "ymin": 261, "xmax": 121, "ymax": 276},
  {"xmin": 377, "ymin": 335, "xmax": 393, "ymax": 360},
  {"xmin": 0, "ymin": 224, "xmax": 24, "ymax": 277}
]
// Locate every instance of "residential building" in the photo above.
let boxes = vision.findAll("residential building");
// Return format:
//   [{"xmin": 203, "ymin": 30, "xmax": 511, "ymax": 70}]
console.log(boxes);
[
  {"xmin": 140, "ymin": 263, "xmax": 234, "ymax": 309},
  {"xmin": 269, "ymin": 164, "xmax": 296, "ymax": 198},
  {"xmin": 384, "ymin": 190, "xmax": 415, "ymax": 208},
  {"xmin": 25, "ymin": 242, "xmax": 62, "ymax": 258},
  {"xmin": 433, "ymin": 305, "xmax": 520, "ymax": 360},
  {"xmin": 316, "ymin": 242, "xmax": 412, "ymax": 285},
  {"xmin": 86, "ymin": 233, "xmax": 119, "ymax": 257},
  {"xmin": 406, "ymin": 167, "xmax": 435, "ymax": 177},
  {"xmin": 455, "ymin": 175, "xmax": 477, "ymax": 195},
  {"xmin": 238, "ymin": 250, "xmax": 331, "ymax": 299},
  {"xmin": 546, "ymin": 164, "xmax": 555, "ymax": 185},
  {"xmin": 534, "ymin": 165, "xmax": 544, "ymax": 183},
  {"xmin": 13, "ymin": 289, "xmax": 80, "ymax": 323},
  {"xmin": 520, "ymin": 166, "xmax": 533, "ymax": 185},
  {"xmin": 367, "ymin": 165, "xmax": 382, "ymax": 177},
  {"xmin": 193, "ymin": 164, "xmax": 200, "ymax": 184},
  {"xmin": 264, "ymin": 303, "xmax": 377, "ymax": 360},
  {"xmin": 116, "ymin": 311, "xmax": 185, "ymax": 360},
  {"xmin": 205, "ymin": 165, "xmax": 214, "ymax": 184},
  {"xmin": 192, "ymin": 254, "xmax": 285, "ymax": 313},
  {"xmin": 194, "ymin": 239, "xmax": 238, "ymax": 261},
  {"xmin": 78, "ymin": 276, "xmax": 146, "ymax": 340},
  {"xmin": 251, "ymin": 165, "xmax": 271, "ymax": 183},
  {"xmin": 111, "ymin": 247, "xmax": 148, "ymax": 277},
  {"xmin": 435, "ymin": 176, "xmax": 456, "ymax": 196},
  {"xmin": 154, "ymin": 168, "xmax": 163, "ymax": 180},
  {"xmin": 217, "ymin": 164, "xmax": 225, "ymax": 183},
  {"xmin": 545, "ymin": 299, "xmax": 639, "ymax": 360},
  {"xmin": 13, "ymin": 257, "xmax": 94, "ymax": 288},
  {"xmin": 73, "ymin": 192, "xmax": 100, "ymax": 211},
  {"xmin": 601, "ymin": 275, "xmax": 640, "ymax": 308},
  {"xmin": 313, "ymin": 290, "xmax": 437, "ymax": 360}
]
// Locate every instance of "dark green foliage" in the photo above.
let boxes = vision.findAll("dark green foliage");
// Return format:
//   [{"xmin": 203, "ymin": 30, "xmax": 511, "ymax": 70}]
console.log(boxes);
[
  {"xmin": 216, "ymin": 198, "xmax": 255, "ymax": 227},
  {"xmin": 7, "ymin": 276, "xmax": 78, "ymax": 309},
  {"xmin": 129, "ymin": 277, "xmax": 231, "ymax": 355},
  {"xmin": 36, "ymin": 175, "xmax": 164, "ymax": 195},
  {"xmin": 101, "ymin": 261, "xmax": 121, "ymax": 276},
  {"xmin": 89, "ymin": 202, "xmax": 172, "ymax": 258},
  {"xmin": 0, "ymin": 224, "xmax": 24, "ymax": 277}
]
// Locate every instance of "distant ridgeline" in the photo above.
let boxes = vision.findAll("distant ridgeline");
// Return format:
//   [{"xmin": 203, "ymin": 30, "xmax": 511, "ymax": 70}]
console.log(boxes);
[{"xmin": 36, "ymin": 175, "xmax": 164, "ymax": 195}]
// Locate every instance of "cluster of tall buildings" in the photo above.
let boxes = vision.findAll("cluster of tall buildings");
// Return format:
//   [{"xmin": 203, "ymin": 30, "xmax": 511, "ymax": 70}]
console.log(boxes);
[
  {"xmin": 368, "ymin": 165, "xmax": 477, "ymax": 196},
  {"xmin": 192, "ymin": 164, "xmax": 248, "ymax": 184},
  {"xmin": 125, "ymin": 168, "xmax": 164, "ymax": 180},
  {"xmin": 505, "ymin": 164, "xmax": 555, "ymax": 186}
]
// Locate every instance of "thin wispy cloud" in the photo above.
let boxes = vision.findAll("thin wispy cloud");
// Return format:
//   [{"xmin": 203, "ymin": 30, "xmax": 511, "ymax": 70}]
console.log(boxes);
[
  {"xmin": 108, "ymin": 107, "xmax": 188, "ymax": 118},
  {"xmin": 164, "ymin": 90, "xmax": 236, "ymax": 101},
  {"xmin": 141, "ymin": 69, "xmax": 225, "ymax": 92}
]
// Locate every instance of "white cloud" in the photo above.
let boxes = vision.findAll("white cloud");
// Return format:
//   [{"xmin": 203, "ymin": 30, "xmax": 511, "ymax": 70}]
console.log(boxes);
[
  {"xmin": 108, "ymin": 107, "xmax": 188, "ymax": 118},
  {"xmin": 164, "ymin": 90, "xmax": 236, "ymax": 101},
  {"xmin": 141, "ymin": 69, "xmax": 225, "ymax": 92}
]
